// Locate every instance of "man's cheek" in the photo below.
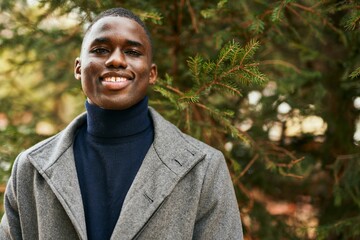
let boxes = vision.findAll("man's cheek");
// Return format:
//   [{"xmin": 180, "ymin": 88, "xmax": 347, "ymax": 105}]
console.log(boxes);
[{"xmin": 83, "ymin": 62, "xmax": 101, "ymax": 79}]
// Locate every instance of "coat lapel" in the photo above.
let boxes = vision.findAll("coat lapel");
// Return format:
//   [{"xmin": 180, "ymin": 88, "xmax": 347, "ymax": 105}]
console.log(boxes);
[
  {"xmin": 111, "ymin": 108, "xmax": 206, "ymax": 240},
  {"xmin": 28, "ymin": 113, "xmax": 87, "ymax": 240}
]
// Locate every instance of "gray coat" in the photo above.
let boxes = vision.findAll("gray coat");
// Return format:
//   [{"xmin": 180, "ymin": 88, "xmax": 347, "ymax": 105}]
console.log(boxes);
[{"xmin": 0, "ymin": 108, "xmax": 243, "ymax": 239}]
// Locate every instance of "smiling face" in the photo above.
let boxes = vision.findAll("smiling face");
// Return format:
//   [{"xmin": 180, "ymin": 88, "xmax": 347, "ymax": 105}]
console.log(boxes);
[{"xmin": 74, "ymin": 16, "xmax": 157, "ymax": 110}]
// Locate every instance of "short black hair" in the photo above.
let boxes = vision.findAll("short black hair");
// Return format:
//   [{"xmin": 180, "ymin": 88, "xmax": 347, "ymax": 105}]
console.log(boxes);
[{"xmin": 83, "ymin": 8, "xmax": 153, "ymax": 56}]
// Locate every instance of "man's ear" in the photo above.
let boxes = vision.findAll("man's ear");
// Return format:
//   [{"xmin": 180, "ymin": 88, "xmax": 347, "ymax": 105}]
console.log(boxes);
[
  {"xmin": 74, "ymin": 57, "xmax": 81, "ymax": 80},
  {"xmin": 149, "ymin": 63, "xmax": 158, "ymax": 85}
]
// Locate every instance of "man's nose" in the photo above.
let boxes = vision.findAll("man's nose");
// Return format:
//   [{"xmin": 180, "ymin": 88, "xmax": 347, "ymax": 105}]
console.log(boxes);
[{"xmin": 105, "ymin": 48, "xmax": 128, "ymax": 68}]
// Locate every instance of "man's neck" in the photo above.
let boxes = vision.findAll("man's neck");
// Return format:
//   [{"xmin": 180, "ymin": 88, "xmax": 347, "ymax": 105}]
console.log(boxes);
[{"xmin": 85, "ymin": 97, "xmax": 151, "ymax": 138}]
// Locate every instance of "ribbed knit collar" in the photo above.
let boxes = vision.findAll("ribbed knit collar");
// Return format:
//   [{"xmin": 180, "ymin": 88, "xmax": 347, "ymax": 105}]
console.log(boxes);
[{"xmin": 85, "ymin": 97, "xmax": 151, "ymax": 138}]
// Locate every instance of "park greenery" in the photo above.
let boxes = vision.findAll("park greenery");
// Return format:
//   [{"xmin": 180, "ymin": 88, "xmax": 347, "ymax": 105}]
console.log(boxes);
[{"xmin": 0, "ymin": 0, "xmax": 360, "ymax": 239}]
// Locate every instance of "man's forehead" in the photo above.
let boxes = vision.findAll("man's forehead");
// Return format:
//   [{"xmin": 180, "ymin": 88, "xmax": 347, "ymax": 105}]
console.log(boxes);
[
  {"xmin": 89, "ymin": 16, "xmax": 145, "ymax": 36},
  {"xmin": 83, "ymin": 16, "xmax": 150, "ymax": 49},
  {"xmin": 81, "ymin": 15, "xmax": 153, "ymax": 58}
]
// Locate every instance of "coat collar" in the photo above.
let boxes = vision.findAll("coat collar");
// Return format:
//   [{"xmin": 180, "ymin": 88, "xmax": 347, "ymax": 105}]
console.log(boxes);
[{"xmin": 27, "ymin": 107, "xmax": 206, "ymax": 240}]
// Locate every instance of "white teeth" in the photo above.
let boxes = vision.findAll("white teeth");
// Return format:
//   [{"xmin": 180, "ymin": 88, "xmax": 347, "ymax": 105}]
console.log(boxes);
[{"xmin": 104, "ymin": 77, "xmax": 128, "ymax": 82}]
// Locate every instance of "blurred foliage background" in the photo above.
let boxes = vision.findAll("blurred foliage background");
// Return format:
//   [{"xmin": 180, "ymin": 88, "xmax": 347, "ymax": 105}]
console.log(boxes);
[{"xmin": 1, "ymin": 0, "xmax": 360, "ymax": 239}]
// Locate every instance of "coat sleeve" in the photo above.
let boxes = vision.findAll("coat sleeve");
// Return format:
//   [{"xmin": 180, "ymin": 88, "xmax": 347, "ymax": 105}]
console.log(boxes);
[
  {"xmin": 193, "ymin": 150, "xmax": 243, "ymax": 240},
  {"xmin": 0, "ymin": 155, "xmax": 23, "ymax": 240}
]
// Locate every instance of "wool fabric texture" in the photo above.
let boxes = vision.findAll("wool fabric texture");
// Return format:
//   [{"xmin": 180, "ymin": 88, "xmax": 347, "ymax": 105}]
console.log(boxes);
[
  {"xmin": 1, "ymin": 107, "xmax": 243, "ymax": 239},
  {"xmin": 74, "ymin": 97, "xmax": 154, "ymax": 240}
]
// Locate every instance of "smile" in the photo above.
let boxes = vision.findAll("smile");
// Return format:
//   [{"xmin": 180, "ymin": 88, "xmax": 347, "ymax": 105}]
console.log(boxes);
[
  {"xmin": 103, "ymin": 77, "xmax": 129, "ymax": 82},
  {"xmin": 100, "ymin": 75, "xmax": 132, "ymax": 91}
]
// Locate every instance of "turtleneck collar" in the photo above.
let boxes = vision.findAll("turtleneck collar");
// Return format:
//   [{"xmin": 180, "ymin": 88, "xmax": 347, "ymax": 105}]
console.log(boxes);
[{"xmin": 85, "ymin": 97, "xmax": 152, "ymax": 138}]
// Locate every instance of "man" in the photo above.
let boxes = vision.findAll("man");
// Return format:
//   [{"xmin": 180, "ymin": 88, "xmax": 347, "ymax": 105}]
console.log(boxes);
[{"xmin": 0, "ymin": 8, "xmax": 243, "ymax": 239}]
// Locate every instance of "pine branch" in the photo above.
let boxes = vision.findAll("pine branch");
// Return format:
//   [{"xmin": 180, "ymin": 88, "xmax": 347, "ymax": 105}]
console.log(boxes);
[
  {"xmin": 194, "ymin": 103, "xmax": 248, "ymax": 142},
  {"xmin": 184, "ymin": 40, "xmax": 265, "ymax": 100},
  {"xmin": 138, "ymin": 11, "xmax": 163, "ymax": 24},
  {"xmin": 271, "ymin": 0, "xmax": 292, "ymax": 22},
  {"xmin": 164, "ymin": 85, "xmax": 184, "ymax": 96},
  {"xmin": 185, "ymin": 0, "xmax": 199, "ymax": 33},
  {"xmin": 260, "ymin": 59, "xmax": 302, "ymax": 73},
  {"xmin": 217, "ymin": 40, "xmax": 237, "ymax": 67},
  {"xmin": 214, "ymin": 82, "xmax": 241, "ymax": 95},
  {"xmin": 350, "ymin": 67, "xmax": 360, "ymax": 79},
  {"xmin": 343, "ymin": 11, "xmax": 360, "ymax": 30},
  {"xmin": 155, "ymin": 38, "xmax": 266, "ymax": 165},
  {"xmin": 241, "ymin": 67, "xmax": 268, "ymax": 83},
  {"xmin": 240, "ymin": 39, "xmax": 260, "ymax": 66},
  {"xmin": 187, "ymin": 55, "xmax": 203, "ymax": 85}
]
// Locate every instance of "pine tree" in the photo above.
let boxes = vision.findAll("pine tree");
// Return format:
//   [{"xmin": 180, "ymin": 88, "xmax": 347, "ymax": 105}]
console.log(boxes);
[{"xmin": 0, "ymin": 0, "xmax": 359, "ymax": 239}]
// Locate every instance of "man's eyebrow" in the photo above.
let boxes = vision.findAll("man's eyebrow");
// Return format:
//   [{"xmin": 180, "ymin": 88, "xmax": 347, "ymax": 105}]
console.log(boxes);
[
  {"xmin": 91, "ymin": 37, "xmax": 110, "ymax": 45},
  {"xmin": 125, "ymin": 39, "xmax": 144, "ymax": 48},
  {"xmin": 90, "ymin": 37, "xmax": 144, "ymax": 48}
]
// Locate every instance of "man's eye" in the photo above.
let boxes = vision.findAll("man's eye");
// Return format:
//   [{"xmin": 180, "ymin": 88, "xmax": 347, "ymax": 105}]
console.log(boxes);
[
  {"xmin": 125, "ymin": 50, "xmax": 141, "ymax": 56},
  {"xmin": 91, "ymin": 48, "xmax": 109, "ymax": 54}
]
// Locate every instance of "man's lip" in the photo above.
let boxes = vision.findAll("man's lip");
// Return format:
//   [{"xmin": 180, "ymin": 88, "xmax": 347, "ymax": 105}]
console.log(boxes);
[{"xmin": 101, "ymin": 79, "xmax": 131, "ymax": 89}]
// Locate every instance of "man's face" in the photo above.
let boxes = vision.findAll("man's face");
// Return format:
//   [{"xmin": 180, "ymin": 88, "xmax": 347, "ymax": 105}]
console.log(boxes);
[{"xmin": 74, "ymin": 16, "xmax": 157, "ymax": 110}]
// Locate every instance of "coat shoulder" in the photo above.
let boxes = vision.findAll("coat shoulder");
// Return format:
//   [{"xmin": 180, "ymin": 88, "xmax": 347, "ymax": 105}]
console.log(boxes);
[
  {"xmin": 14, "ymin": 113, "xmax": 87, "ymax": 171},
  {"xmin": 149, "ymin": 107, "xmax": 223, "ymax": 160}
]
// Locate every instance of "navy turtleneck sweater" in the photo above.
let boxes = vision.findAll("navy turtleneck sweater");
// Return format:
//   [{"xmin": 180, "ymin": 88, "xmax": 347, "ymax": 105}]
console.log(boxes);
[{"xmin": 73, "ymin": 97, "xmax": 154, "ymax": 240}]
